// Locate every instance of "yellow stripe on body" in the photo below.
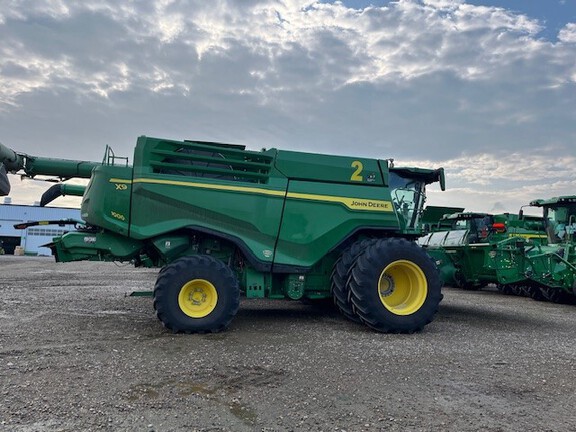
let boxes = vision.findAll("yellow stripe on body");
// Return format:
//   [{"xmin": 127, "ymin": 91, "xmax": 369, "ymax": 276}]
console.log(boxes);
[
  {"xmin": 286, "ymin": 192, "xmax": 393, "ymax": 212},
  {"xmin": 508, "ymin": 233, "xmax": 548, "ymax": 239},
  {"xmin": 109, "ymin": 178, "xmax": 393, "ymax": 212},
  {"xmin": 110, "ymin": 178, "xmax": 132, "ymax": 184}
]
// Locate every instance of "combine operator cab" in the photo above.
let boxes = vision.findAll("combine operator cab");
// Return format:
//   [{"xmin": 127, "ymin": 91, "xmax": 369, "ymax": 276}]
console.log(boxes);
[
  {"xmin": 389, "ymin": 167, "xmax": 446, "ymax": 234},
  {"xmin": 537, "ymin": 198, "xmax": 576, "ymax": 244}
]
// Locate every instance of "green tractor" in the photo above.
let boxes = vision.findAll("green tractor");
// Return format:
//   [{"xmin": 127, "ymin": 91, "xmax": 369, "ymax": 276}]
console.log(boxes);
[
  {"xmin": 1, "ymin": 136, "xmax": 445, "ymax": 333},
  {"xmin": 491, "ymin": 196, "xmax": 576, "ymax": 303},
  {"xmin": 420, "ymin": 211, "xmax": 546, "ymax": 296}
]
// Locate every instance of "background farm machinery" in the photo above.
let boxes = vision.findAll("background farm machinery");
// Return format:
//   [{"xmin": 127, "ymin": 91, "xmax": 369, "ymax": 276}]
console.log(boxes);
[
  {"xmin": 420, "ymin": 204, "xmax": 576, "ymax": 304},
  {"xmin": 493, "ymin": 197, "xmax": 576, "ymax": 303}
]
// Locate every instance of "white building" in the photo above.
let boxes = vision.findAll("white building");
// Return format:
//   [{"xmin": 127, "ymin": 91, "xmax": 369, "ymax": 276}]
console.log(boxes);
[{"xmin": 0, "ymin": 201, "xmax": 81, "ymax": 256}]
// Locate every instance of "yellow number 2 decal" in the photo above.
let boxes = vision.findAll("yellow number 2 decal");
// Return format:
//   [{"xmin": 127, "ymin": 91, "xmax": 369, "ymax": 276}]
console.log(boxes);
[{"xmin": 350, "ymin": 161, "xmax": 364, "ymax": 182}]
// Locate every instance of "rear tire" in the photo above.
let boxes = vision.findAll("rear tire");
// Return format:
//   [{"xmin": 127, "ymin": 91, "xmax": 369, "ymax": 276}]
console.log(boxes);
[
  {"xmin": 153, "ymin": 255, "xmax": 240, "ymax": 333},
  {"xmin": 349, "ymin": 238, "xmax": 442, "ymax": 333},
  {"xmin": 331, "ymin": 239, "xmax": 376, "ymax": 323}
]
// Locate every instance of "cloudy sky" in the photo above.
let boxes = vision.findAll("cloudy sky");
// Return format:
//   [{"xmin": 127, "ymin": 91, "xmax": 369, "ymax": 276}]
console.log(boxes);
[{"xmin": 1, "ymin": 0, "xmax": 575, "ymax": 215}]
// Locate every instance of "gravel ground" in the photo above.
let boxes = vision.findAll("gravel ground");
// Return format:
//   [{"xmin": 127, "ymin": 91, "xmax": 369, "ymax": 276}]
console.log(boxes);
[{"xmin": 1, "ymin": 255, "xmax": 575, "ymax": 432}]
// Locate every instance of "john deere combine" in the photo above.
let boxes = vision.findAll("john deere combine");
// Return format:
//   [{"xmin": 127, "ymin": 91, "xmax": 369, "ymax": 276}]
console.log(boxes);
[
  {"xmin": 421, "ymin": 203, "xmax": 576, "ymax": 304},
  {"xmin": 491, "ymin": 197, "xmax": 576, "ymax": 303},
  {"xmin": 1, "ymin": 136, "xmax": 445, "ymax": 333},
  {"xmin": 420, "ymin": 212, "xmax": 547, "ymax": 294}
]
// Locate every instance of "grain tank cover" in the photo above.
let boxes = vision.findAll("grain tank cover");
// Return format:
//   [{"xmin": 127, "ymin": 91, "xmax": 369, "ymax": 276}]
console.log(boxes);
[{"xmin": 274, "ymin": 150, "xmax": 385, "ymax": 185}]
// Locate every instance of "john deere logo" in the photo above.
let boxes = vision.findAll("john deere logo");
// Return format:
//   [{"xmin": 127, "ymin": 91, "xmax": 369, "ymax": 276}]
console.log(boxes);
[{"xmin": 349, "ymin": 199, "xmax": 392, "ymax": 211}]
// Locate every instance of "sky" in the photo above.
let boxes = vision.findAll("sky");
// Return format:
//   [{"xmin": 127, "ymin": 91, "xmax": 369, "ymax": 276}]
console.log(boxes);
[{"xmin": 0, "ymin": 0, "xmax": 575, "ymax": 215}]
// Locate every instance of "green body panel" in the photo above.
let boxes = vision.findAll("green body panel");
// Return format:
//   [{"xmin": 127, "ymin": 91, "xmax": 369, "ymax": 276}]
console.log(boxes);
[
  {"xmin": 129, "ymin": 178, "xmax": 288, "ymax": 266},
  {"xmin": 274, "ymin": 180, "xmax": 397, "ymax": 267},
  {"xmin": 243, "ymin": 267, "xmax": 267, "ymax": 298},
  {"xmin": 274, "ymin": 150, "xmax": 386, "ymax": 185},
  {"xmin": 128, "ymin": 136, "xmax": 286, "ymax": 266},
  {"xmin": 82, "ymin": 165, "xmax": 133, "ymax": 236},
  {"xmin": 52, "ymin": 230, "xmax": 143, "ymax": 262}
]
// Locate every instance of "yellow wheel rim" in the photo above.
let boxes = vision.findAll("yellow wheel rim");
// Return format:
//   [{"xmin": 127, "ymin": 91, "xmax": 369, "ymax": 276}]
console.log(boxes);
[
  {"xmin": 178, "ymin": 279, "xmax": 218, "ymax": 318},
  {"xmin": 378, "ymin": 260, "xmax": 427, "ymax": 315}
]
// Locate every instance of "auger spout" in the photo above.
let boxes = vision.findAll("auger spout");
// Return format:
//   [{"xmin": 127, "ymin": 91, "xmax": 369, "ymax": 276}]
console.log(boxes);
[{"xmin": 0, "ymin": 140, "xmax": 100, "ymax": 198}]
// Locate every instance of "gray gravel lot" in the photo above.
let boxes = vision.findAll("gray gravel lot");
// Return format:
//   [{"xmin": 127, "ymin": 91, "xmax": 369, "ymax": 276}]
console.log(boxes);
[{"xmin": 1, "ymin": 255, "xmax": 575, "ymax": 432}]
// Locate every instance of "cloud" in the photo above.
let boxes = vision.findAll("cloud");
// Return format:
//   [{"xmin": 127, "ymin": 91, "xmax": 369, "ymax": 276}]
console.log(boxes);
[
  {"xmin": 1, "ymin": 1, "xmax": 570, "ymax": 100},
  {"xmin": 439, "ymin": 152, "xmax": 576, "ymax": 185},
  {"xmin": 558, "ymin": 22, "xmax": 576, "ymax": 43},
  {"xmin": 427, "ymin": 177, "xmax": 576, "ymax": 215},
  {"xmin": 410, "ymin": 151, "xmax": 576, "ymax": 214},
  {"xmin": 0, "ymin": 0, "xmax": 575, "ymax": 213}
]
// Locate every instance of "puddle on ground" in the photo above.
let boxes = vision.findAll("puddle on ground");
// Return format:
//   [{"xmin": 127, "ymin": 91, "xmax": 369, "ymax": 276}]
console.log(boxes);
[
  {"xmin": 126, "ymin": 383, "xmax": 161, "ymax": 401},
  {"xmin": 177, "ymin": 382, "xmax": 216, "ymax": 397},
  {"xmin": 229, "ymin": 400, "xmax": 257, "ymax": 425},
  {"xmin": 126, "ymin": 378, "xmax": 258, "ymax": 425}
]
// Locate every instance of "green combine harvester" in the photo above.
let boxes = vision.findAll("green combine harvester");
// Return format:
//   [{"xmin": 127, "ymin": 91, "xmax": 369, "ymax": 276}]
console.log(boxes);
[
  {"xmin": 421, "ymin": 204, "xmax": 576, "ymax": 303},
  {"xmin": 1, "ymin": 136, "xmax": 446, "ymax": 333},
  {"xmin": 420, "ymin": 211, "xmax": 547, "ymax": 293},
  {"xmin": 491, "ymin": 197, "xmax": 576, "ymax": 303}
]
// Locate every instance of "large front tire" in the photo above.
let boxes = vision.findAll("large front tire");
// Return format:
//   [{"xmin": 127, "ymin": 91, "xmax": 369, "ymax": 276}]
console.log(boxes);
[
  {"xmin": 349, "ymin": 238, "xmax": 442, "ymax": 333},
  {"xmin": 153, "ymin": 255, "xmax": 240, "ymax": 333}
]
